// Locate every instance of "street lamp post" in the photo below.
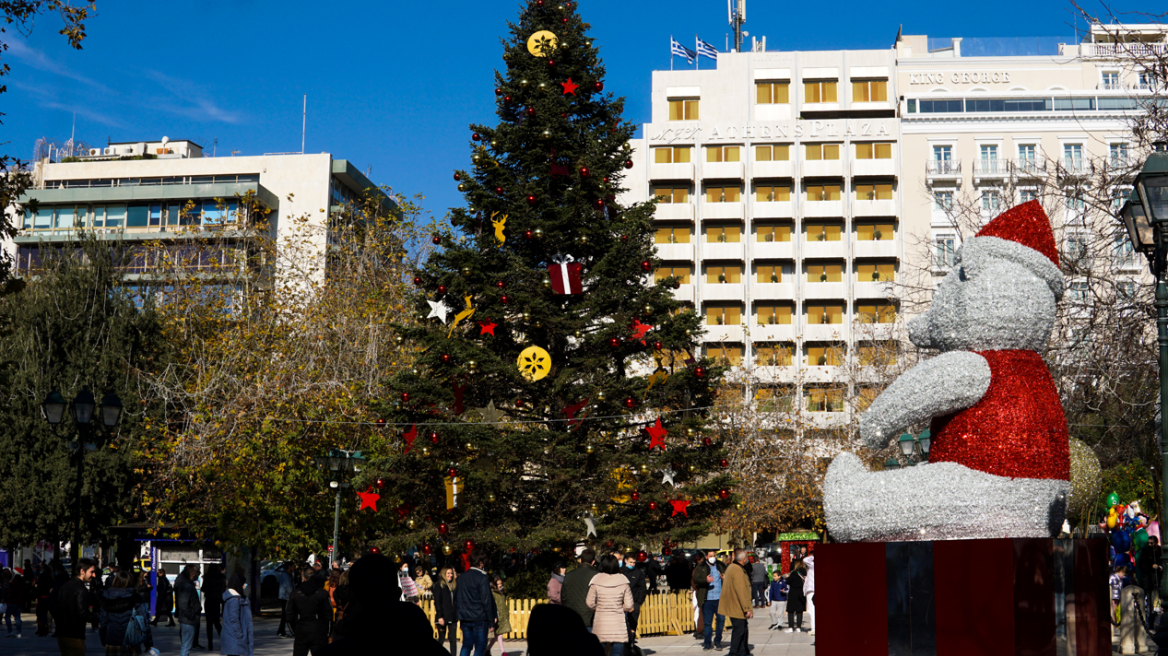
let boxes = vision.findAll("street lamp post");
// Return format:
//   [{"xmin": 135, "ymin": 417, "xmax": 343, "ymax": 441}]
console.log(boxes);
[
  {"xmin": 314, "ymin": 449, "xmax": 364, "ymax": 568},
  {"xmin": 1119, "ymin": 141, "xmax": 1168, "ymax": 601},
  {"xmin": 41, "ymin": 388, "xmax": 123, "ymax": 574},
  {"xmin": 895, "ymin": 429, "xmax": 932, "ymax": 467}
]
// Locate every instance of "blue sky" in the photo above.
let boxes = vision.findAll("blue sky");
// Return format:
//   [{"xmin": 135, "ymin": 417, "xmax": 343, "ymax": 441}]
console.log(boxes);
[{"xmin": 0, "ymin": 0, "xmax": 1150, "ymax": 219}]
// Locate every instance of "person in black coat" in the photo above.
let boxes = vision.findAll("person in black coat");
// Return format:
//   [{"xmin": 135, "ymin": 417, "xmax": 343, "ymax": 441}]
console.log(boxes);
[
  {"xmin": 286, "ymin": 567, "xmax": 332, "ymax": 656},
  {"xmin": 785, "ymin": 560, "xmax": 807, "ymax": 632},
  {"xmin": 201, "ymin": 563, "xmax": 227, "ymax": 650},
  {"xmin": 173, "ymin": 564, "xmax": 204, "ymax": 652},
  {"xmin": 432, "ymin": 566, "xmax": 458, "ymax": 655},
  {"xmin": 151, "ymin": 568, "xmax": 174, "ymax": 626},
  {"xmin": 621, "ymin": 554, "xmax": 648, "ymax": 646}
]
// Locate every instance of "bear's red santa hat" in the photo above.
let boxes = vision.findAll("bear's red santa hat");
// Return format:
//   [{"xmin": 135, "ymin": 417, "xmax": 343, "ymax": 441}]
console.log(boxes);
[{"xmin": 964, "ymin": 200, "xmax": 1064, "ymax": 299}]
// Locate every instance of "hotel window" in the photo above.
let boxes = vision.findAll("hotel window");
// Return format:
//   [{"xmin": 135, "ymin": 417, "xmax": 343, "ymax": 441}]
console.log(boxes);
[
  {"xmin": 805, "ymin": 386, "xmax": 845, "ymax": 412},
  {"xmin": 856, "ymin": 302, "xmax": 897, "ymax": 324},
  {"xmin": 756, "ymin": 264, "xmax": 784, "ymax": 284},
  {"xmin": 935, "ymin": 235, "xmax": 957, "ymax": 269},
  {"xmin": 806, "ymin": 263, "xmax": 843, "ymax": 283},
  {"xmin": 105, "ymin": 205, "xmax": 127, "ymax": 228},
  {"xmin": 934, "ymin": 191, "xmax": 954, "ymax": 210},
  {"xmin": 1065, "ymin": 231, "xmax": 1089, "ymax": 262},
  {"xmin": 653, "ymin": 146, "xmax": 692, "ymax": 164},
  {"xmin": 858, "ymin": 341, "xmax": 898, "ymax": 366},
  {"xmin": 704, "ymin": 224, "xmax": 742, "ymax": 243},
  {"xmin": 981, "ymin": 190, "xmax": 1002, "ymax": 212},
  {"xmin": 1063, "ymin": 144, "xmax": 1084, "ymax": 170},
  {"xmin": 804, "ymin": 80, "xmax": 838, "ymax": 103},
  {"xmin": 1068, "ymin": 280, "xmax": 1090, "ymax": 305},
  {"xmin": 1139, "ymin": 71, "xmax": 1152, "ymax": 89},
  {"xmin": 1017, "ymin": 144, "xmax": 1038, "ymax": 173},
  {"xmin": 127, "ymin": 204, "xmax": 150, "ymax": 229},
  {"xmin": 855, "ymin": 143, "xmax": 893, "ymax": 159},
  {"xmin": 654, "ymin": 264, "xmax": 692, "ymax": 284},
  {"xmin": 856, "ymin": 222, "xmax": 894, "ymax": 241},
  {"xmin": 1065, "ymin": 192, "xmax": 1085, "ymax": 211},
  {"xmin": 707, "ymin": 145, "xmax": 741, "ymax": 163},
  {"xmin": 852, "ymin": 79, "xmax": 888, "ymax": 102},
  {"xmin": 755, "ymin": 183, "xmax": 791, "ymax": 202},
  {"xmin": 805, "ymin": 184, "xmax": 841, "ymax": 201},
  {"xmin": 652, "ymin": 184, "xmax": 689, "ymax": 203},
  {"xmin": 1019, "ymin": 189, "xmax": 1039, "ymax": 203},
  {"xmin": 933, "ymin": 145, "xmax": 953, "ymax": 161},
  {"xmin": 855, "ymin": 183, "xmax": 893, "ymax": 201},
  {"xmin": 1115, "ymin": 232, "xmax": 1137, "ymax": 267},
  {"xmin": 805, "ymin": 344, "xmax": 844, "ymax": 366},
  {"xmin": 856, "ymin": 262, "xmax": 895, "ymax": 282},
  {"xmin": 755, "ymin": 144, "xmax": 790, "ymax": 161},
  {"xmin": 654, "ymin": 226, "xmax": 691, "ymax": 244},
  {"xmin": 806, "ymin": 224, "xmax": 842, "ymax": 242},
  {"xmin": 755, "ymin": 345, "xmax": 794, "ymax": 367},
  {"xmin": 705, "ymin": 264, "xmax": 742, "ymax": 284},
  {"xmin": 668, "ymin": 99, "xmax": 699, "ymax": 120},
  {"xmin": 756, "ymin": 81, "xmax": 790, "ymax": 104},
  {"xmin": 805, "ymin": 143, "xmax": 840, "ymax": 161},
  {"xmin": 705, "ymin": 185, "xmax": 741, "ymax": 203},
  {"xmin": 755, "ymin": 224, "xmax": 792, "ymax": 242},
  {"xmin": 705, "ymin": 304, "xmax": 742, "ymax": 326},
  {"xmin": 1102, "ymin": 71, "xmax": 1121, "ymax": 89},
  {"xmin": 755, "ymin": 304, "xmax": 793, "ymax": 325},
  {"xmin": 149, "ymin": 203, "xmax": 163, "ymax": 227},
  {"xmin": 855, "ymin": 386, "xmax": 881, "ymax": 411},
  {"xmin": 979, "ymin": 145, "xmax": 1002, "ymax": 173},
  {"xmin": 1110, "ymin": 142, "xmax": 1129, "ymax": 166},
  {"xmin": 706, "ymin": 345, "xmax": 743, "ymax": 366}
]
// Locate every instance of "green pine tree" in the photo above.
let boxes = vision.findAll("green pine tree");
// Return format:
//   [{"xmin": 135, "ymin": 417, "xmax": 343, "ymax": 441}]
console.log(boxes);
[{"xmin": 369, "ymin": 0, "xmax": 734, "ymax": 556}]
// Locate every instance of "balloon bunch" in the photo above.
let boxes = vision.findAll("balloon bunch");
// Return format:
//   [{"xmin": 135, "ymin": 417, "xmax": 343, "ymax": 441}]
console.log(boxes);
[{"xmin": 1099, "ymin": 491, "xmax": 1158, "ymax": 568}]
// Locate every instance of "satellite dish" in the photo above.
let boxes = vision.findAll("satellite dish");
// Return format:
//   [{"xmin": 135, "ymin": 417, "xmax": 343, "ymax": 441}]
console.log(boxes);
[{"xmin": 161, "ymin": 136, "xmax": 170, "ymax": 146}]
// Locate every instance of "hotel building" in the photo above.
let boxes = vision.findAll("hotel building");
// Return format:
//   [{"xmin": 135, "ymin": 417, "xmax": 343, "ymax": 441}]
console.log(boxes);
[{"xmin": 624, "ymin": 24, "xmax": 1166, "ymax": 431}]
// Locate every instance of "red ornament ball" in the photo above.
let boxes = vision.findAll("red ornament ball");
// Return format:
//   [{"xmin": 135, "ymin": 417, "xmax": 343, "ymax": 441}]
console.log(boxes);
[
  {"xmin": 580, "ymin": 167, "xmax": 590, "ymax": 177},
  {"xmin": 504, "ymin": 95, "xmax": 512, "ymax": 103},
  {"xmin": 663, "ymin": 547, "xmax": 673, "ymax": 556},
  {"xmin": 720, "ymin": 458, "xmax": 729, "ymax": 468},
  {"xmin": 620, "ymin": 234, "xmax": 628, "ymax": 242},
  {"xmin": 448, "ymin": 467, "xmax": 457, "ymax": 478},
  {"xmin": 624, "ymin": 160, "xmax": 634, "ymax": 169},
  {"xmin": 595, "ymin": 81, "xmax": 604, "ymax": 91},
  {"xmin": 703, "ymin": 437, "xmax": 713, "ymax": 447},
  {"xmin": 400, "ymin": 392, "xmax": 410, "ymax": 403},
  {"xmin": 413, "ymin": 276, "xmax": 422, "ymax": 286},
  {"xmin": 495, "ymin": 281, "xmax": 505, "ymax": 289},
  {"xmin": 376, "ymin": 418, "xmax": 386, "ymax": 428},
  {"xmin": 453, "ymin": 173, "xmax": 461, "ymax": 181},
  {"xmin": 719, "ymin": 489, "xmax": 730, "ymax": 500},
  {"xmin": 631, "ymin": 491, "xmax": 640, "ymax": 502},
  {"xmin": 472, "ymin": 133, "xmax": 481, "ymax": 142},
  {"xmin": 369, "ymin": 546, "xmax": 380, "ymax": 554},
  {"xmin": 437, "ymin": 284, "xmax": 447, "ymax": 294},
  {"xmin": 495, "ymin": 186, "xmax": 504, "ymax": 195},
  {"xmin": 653, "ymin": 341, "xmax": 663, "ymax": 351},
  {"xmin": 429, "ymin": 431, "xmax": 439, "ymax": 444},
  {"xmin": 562, "ymin": 17, "xmax": 568, "ymax": 23},
  {"xmin": 624, "ymin": 397, "xmax": 636, "ymax": 409},
  {"xmin": 438, "ymin": 522, "xmax": 449, "ymax": 535},
  {"xmin": 432, "ymin": 234, "xmax": 442, "ymax": 245},
  {"xmin": 648, "ymin": 501, "xmax": 658, "ymax": 511},
  {"xmin": 524, "ymin": 229, "xmax": 533, "ymax": 240},
  {"xmin": 694, "ymin": 366, "xmax": 706, "ymax": 378},
  {"xmin": 422, "ymin": 544, "xmax": 433, "ymax": 555},
  {"xmin": 527, "ymin": 195, "xmax": 537, "ymax": 206},
  {"xmin": 526, "ymin": 107, "xmax": 535, "ymax": 116},
  {"xmin": 464, "ymin": 538, "xmax": 476, "ymax": 552},
  {"xmin": 494, "ymin": 88, "xmax": 502, "ymax": 96},
  {"xmin": 595, "ymin": 198, "xmax": 605, "ymax": 208},
  {"xmin": 440, "ymin": 353, "xmax": 452, "ymax": 364},
  {"xmin": 640, "ymin": 261, "xmax": 651, "ymax": 272},
  {"xmin": 500, "ymin": 294, "xmax": 510, "ymax": 305},
  {"xmin": 608, "ymin": 337, "xmax": 620, "ymax": 349},
  {"xmin": 515, "ymin": 398, "xmax": 524, "ymax": 407},
  {"xmin": 536, "ymin": 0, "xmax": 543, "ymax": 5},
  {"xmin": 376, "ymin": 478, "xmax": 385, "ymax": 489},
  {"xmin": 547, "ymin": 60, "xmax": 556, "ymax": 68},
  {"xmin": 637, "ymin": 550, "xmax": 647, "ymax": 562}
]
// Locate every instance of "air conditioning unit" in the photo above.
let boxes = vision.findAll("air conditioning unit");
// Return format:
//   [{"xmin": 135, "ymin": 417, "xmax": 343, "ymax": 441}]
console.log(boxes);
[
  {"xmin": 104, "ymin": 148, "xmax": 114, "ymax": 155},
  {"xmin": 89, "ymin": 148, "xmax": 100, "ymax": 156}
]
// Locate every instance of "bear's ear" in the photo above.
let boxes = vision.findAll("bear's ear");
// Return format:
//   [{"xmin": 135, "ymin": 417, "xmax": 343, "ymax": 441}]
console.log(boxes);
[{"xmin": 962, "ymin": 236, "xmax": 1065, "ymax": 300}]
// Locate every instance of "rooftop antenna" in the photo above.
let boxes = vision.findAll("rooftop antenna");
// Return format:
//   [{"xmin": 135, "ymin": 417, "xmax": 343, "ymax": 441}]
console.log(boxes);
[
  {"xmin": 301, "ymin": 94, "xmax": 307, "ymax": 154},
  {"xmin": 728, "ymin": 0, "xmax": 745, "ymax": 52}
]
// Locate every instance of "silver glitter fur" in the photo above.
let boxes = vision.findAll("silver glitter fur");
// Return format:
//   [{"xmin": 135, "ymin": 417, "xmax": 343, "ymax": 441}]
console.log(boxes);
[
  {"xmin": 825, "ymin": 231, "xmax": 1069, "ymax": 542},
  {"xmin": 825, "ymin": 453, "xmax": 1071, "ymax": 542}
]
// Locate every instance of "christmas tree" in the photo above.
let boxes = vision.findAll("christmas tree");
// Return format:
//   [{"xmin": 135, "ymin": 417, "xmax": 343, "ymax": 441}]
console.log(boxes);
[{"xmin": 370, "ymin": 0, "xmax": 734, "ymax": 556}]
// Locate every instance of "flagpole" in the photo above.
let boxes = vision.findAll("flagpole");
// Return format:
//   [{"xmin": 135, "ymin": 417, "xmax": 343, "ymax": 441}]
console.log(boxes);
[
  {"xmin": 670, "ymin": 35, "xmax": 674, "ymax": 71},
  {"xmin": 695, "ymin": 35, "xmax": 699, "ymax": 70}
]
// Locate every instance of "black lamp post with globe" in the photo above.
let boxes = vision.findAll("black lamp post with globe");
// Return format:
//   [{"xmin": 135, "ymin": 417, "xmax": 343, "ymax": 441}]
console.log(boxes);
[
  {"xmin": 314, "ymin": 449, "xmax": 364, "ymax": 567},
  {"xmin": 41, "ymin": 388, "xmax": 123, "ymax": 574},
  {"xmin": 1119, "ymin": 141, "xmax": 1168, "ymax": 601}
]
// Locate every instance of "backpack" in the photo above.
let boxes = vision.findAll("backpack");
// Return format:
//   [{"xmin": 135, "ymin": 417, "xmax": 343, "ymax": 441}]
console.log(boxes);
[{"xmin": 124, "ymin": 606, "xmax": 148, "ymax": 647}]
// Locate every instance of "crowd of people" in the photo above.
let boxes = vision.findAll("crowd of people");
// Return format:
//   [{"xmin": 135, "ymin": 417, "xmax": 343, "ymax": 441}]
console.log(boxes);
[{"xmin": 1110, "ymin": 533, "xmax": 1163, "ymax": 629}]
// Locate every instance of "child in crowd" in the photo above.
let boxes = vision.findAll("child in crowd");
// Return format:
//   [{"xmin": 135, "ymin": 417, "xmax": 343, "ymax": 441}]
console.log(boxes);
[{"xmin": 767, "ymin": 570, "xmax": 788, "ymax": 630}]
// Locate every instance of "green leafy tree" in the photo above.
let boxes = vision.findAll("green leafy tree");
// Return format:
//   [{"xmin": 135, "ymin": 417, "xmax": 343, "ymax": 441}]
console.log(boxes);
[
  {"xmin": 368, "ymin": 0, "xmax": 733, "ymax": 555},
  {"xmin": 0, "ymin": 236, "xmax": 167, "ymax": 551}
]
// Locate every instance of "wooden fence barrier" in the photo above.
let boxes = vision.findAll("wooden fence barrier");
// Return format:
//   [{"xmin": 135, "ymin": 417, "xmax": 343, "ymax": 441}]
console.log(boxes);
[{"xmin": 421, "ymin": 590, "xmax": 694, "ymax": 641}]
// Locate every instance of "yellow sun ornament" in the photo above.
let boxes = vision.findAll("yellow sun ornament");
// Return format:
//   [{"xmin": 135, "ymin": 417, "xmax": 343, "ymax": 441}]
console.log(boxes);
[
  {"xmin": 526, "ymin": 30, "xmax": 558, "ymax": 57},
  {"xmin": 517, "ymin": 346, "xmax": 551, "ymax": 381}
]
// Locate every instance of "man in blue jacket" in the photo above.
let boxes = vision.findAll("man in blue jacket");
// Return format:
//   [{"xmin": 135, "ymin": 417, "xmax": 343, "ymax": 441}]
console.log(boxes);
[{"xmin": 453, "ymin": 552, "xmax": 497, "ymax": 656}]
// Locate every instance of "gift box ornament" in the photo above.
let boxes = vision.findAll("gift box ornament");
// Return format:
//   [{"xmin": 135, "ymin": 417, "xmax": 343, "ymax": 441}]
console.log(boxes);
[{"xmin": 548, "ymin": 254, "xmax": 583, "ymax": 295}]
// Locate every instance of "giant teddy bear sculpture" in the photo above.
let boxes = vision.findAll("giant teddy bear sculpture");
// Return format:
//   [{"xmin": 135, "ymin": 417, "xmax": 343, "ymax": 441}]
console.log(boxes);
[{"xmin": 824, "ymin": 201, "xmax": 1071, "ymax": 542}]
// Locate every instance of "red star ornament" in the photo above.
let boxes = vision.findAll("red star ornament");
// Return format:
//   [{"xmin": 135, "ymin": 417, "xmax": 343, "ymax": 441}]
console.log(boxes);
[
  {"xmin": 358, "ymin": 487, "xmax": 381, "ymax": 512},
  {"xmin": 631, "ymin": 319, "xmax": 652, "ymax": 344},
  {"xmin": 647, "ymin": 417, "xmax": 668, "ymax": 450},
  {"xmin": 561, "ymin": 78, "xmax": 580, "ymax": 95},
  {"xmin": 670, "ymin": 499, "xmax": 690, "ymax": 517},
  {"xmin": 479, "ymin": 321, "xmax": 497, "ymax": 336},
  {"xmin": 403, "ymin": 424, "xmax": 417, "ymax": 454}
]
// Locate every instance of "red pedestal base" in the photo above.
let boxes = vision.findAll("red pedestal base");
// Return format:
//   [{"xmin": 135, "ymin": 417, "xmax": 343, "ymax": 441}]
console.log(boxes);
[{"xmin": 815, "ymin": 538, "xmax": 1110, "ymax": 656}]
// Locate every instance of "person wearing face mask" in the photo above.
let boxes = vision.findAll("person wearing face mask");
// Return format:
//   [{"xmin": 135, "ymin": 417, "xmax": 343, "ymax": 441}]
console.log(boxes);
[
  {"xmin": 620, "ymin": 554, "xmax": 647, "ymax": 650},
  {"xmin": 398, "ymin": 562, "xmax": 420, "ymax": 605},
  {"xmin": 695, "ymin": 550, "xmax": 726, "ymax": 651}
]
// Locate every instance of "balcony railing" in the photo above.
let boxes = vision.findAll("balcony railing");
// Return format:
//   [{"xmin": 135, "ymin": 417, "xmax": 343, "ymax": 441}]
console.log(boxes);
[
  {"xmin": 1081, "ymin": 42, "xmax": 1168, "ymax": 58},
  {"xmin": 1014, "ymin": 158, "xmax": 1046, "ymax": 176},
  {"xmin": 973, "ymin": 159, "xmax": 1009, "ymax": 175},
  {"xmin": 926, "ymin": 160, "xmax": 961, "ymax": 176},
  {"xmin": 1061, "ymin": 158, "xmax": 1088, "ymax": 174},
  {"xmin": 1099, "ymin": 82, "xmax": 1125, "ymax": 91}
]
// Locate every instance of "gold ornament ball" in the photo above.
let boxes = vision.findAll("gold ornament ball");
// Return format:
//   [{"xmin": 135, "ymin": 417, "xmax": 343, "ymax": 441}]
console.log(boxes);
[
  {"xmin": 735, "ymin": 502, "xmax": 744, "ymax": 511},
  {"xmin": 688, "ymin": 464, "xmax": 698, "ymax": 473},
  {"xmin": 534, "ymin": 228, "xmax": 544, "ymax": 239},
  {"xmin": 541, "ymin": 130, "xmax": 552, "ymax": 140},
  {"xmin": 597, "ymin": 390, "xmax": 606, "ymax": 401},
  {"xmin": 542, "ymin": 276, "xmax": 552, "ymax": 288},
  {"xmin": 590, "ymin": 503, "xmax": 599, "ymax": 513},
  {"xmin": 421, "ymin": 447, "xmax": 431, "ymax": 456},
  {"xmin": 639, "ymin": 464, "xmax": 650, "ymax": 474},
  {"xmin": 487, "ymin": 493, "xmax": 497, "ymax": 503},
  {"xmin": 523, "ymin": 311, "xmax": 532, "ymax": 322},
  {"xmin": 585, "ymin": 444, "xmax": 594, "ymax": 454},
  {"xmin": 406, "ymin": 519, "xmax": 416, "ymax": 529},
  {"xmin": 465, "ymin": 441, "xmax": 474, "ymax": 451},
  {"xmin": 519, "ymin": 79, "xmax": 530, "ymax": 87},
  {"xmin": 468, "ymin": 360, "xmax": 478, "ymax": 373},
  {"xmin": 1067, "ymin": 438, "xmax": 1102, "ymax": 517},
  {"xmin": 442, "ymin": 544, "xmax": 453, "ymax": 555}
]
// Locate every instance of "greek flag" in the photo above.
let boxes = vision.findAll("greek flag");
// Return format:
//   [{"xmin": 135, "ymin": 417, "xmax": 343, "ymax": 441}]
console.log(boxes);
[
  {"xmin": 671, "ymin": 38, "xmax": 695, "ymax": 64},
  {"xmin": 696, "ymin": 38, "xmax": 718, "ymax": 61}
]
